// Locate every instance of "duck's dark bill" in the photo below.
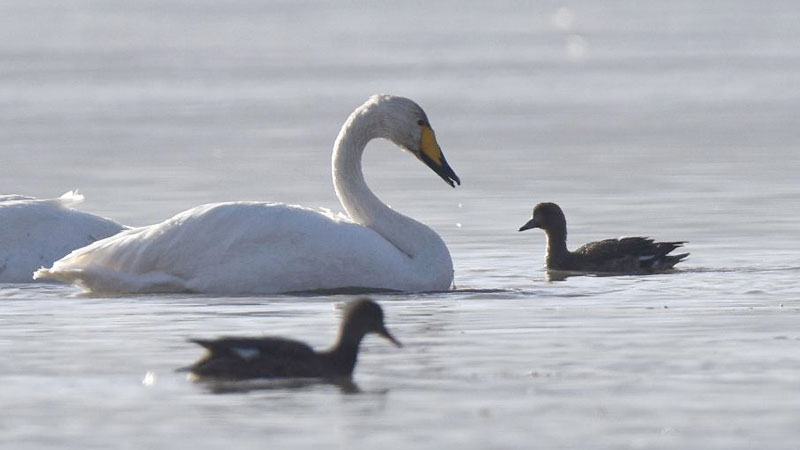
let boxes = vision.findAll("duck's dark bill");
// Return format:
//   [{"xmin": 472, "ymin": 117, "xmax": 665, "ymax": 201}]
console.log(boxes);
[
  {"xmin": 518, "ymin": 218, "xmax": 539, "ymax": 232},
  {"xmin": 378, "ymin": 327, "xmax": 403, "ymax": 348}
]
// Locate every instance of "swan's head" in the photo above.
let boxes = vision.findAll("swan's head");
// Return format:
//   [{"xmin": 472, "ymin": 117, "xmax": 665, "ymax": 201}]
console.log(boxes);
[{"xmin": 366, "ymin": 95, "xmax": 461, "ymax": 187}]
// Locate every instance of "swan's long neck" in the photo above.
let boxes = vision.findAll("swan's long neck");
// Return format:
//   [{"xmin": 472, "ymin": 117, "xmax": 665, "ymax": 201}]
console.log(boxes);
[{"xmin": 331, "ymin": 107, "xmax": 432, "ymax": 258}]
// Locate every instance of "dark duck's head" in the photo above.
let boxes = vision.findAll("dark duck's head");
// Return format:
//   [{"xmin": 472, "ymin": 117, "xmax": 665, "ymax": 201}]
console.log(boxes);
[
  {"xmin": 339, "ymin": 298, "xmax": 402, "ymax": 348},
  {"xmin": 518, "ymin": 202, "xmax": 567, "ymax": 234}
]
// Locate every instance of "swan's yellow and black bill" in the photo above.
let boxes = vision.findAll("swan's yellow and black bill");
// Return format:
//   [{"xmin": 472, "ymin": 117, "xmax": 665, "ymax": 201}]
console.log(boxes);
[{"xmin": 419, "ymin": 126, "xmax": 460, "ymax": 188}]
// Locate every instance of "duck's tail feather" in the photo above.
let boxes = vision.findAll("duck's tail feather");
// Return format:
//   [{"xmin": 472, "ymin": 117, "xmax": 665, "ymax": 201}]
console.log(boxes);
[
  {"xmin": 649, "ymin": 251, "xmax": 689, "ymax": 271},
  {"xmin": 188, "ymin": 338, "xmax": 215, "ymax": 349},
  {"xmin": 664, "ymin": 252, "xmax": 690, "ymax": 267}
]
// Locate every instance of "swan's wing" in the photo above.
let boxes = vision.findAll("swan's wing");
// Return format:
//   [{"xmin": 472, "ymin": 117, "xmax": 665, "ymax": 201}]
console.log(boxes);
[
  {"xmin": 35, "ymin": 202, "xmax": 410, "ymax": 294},
  {"xmin": 0, "ymin": 194, "xmax": 126, "ymax": 282},
  {"xmin": 0, "ymin": 194, "xmax": 37, "ymax": 203}
]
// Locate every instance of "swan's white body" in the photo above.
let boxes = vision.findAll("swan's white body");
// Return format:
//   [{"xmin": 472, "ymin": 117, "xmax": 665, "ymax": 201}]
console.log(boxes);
[
  {"xmin": 35, "ymin": 95, "xmax": 459, "ymax": 295},
  {"xmin": 0, "ymin": 191, "xmax": 125, "ymax": 282}
]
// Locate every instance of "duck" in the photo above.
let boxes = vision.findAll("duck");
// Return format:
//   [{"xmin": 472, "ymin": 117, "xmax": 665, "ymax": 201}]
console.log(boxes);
[
  {"xmin": 181, "ymin": 298, "xmax": 401, "ymax": 380},
  {"xmin": 34, "ymin": 95, "xmax": 460, "ymax": 294},
  {"xmin": 518, "ymin": 202, "xmax": 688, "ymax": 274},
  {"xmin": 0, "ymin": 191, "xmax": 125, "ymax": 283}
]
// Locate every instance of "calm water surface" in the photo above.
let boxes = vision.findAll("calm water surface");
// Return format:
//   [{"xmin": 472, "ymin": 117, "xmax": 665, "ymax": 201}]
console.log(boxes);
[{"xmin": 1, "ymin": 1, "xmax": 799, "ymax": 449}]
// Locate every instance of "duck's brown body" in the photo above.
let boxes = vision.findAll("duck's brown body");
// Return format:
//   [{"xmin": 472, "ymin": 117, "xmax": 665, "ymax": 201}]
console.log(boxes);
[
  {"xmin": 187, "ymin": 337, "xmax": 340, "ymax": 379},
  {"xmin": 183, "ymin": 299, "xmax": 401, "ymax": 380},
  {"xmin": 520, "ymin": 203, "xmax": 688, "ymax": 274}
]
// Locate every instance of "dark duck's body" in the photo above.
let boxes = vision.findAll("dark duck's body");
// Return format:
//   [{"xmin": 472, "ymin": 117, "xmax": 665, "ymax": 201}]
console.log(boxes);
[
  {"xmin": 183, "ymin": 299, "xmax": 401, "ymax": 380},
  {"xmin": 519, "ymin": 202, "xmax": 688, "ymax": 274}
]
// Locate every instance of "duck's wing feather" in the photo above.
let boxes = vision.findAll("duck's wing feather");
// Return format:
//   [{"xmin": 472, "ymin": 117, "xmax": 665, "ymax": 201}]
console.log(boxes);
[
  {"xmin": 189, "ymin": 336, "xmax": 316, "ymax": 360},
  {"xmin": 574, "ymin": 237, "xmax": 688, "ymax": 271},
  {"xmin": 186, "ymin": 336, "xmax": 322, "ymax": 379},
  {"xmin": 575, "ymin": 237, "xmax": 682, "ymax": 260}
]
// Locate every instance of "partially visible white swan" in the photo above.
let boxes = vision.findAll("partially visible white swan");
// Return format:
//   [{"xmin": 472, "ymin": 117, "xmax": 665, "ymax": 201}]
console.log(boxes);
[
  {"xmin": 35, "ymin": 95, "xmax": 460, "ymax": 295},
  {"xmin": 0, "ymin": 191, "xmax": 126, "ymax": 282}
]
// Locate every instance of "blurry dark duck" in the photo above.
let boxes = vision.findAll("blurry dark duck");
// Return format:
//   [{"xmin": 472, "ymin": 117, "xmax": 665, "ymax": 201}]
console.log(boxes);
[
  {"xmin": 518, "ymin": 202, "xmax": 688, "ymax": 274},
  {"xmin": 182, "ymin": 298, "xmax": 401, "ymax": 380}
]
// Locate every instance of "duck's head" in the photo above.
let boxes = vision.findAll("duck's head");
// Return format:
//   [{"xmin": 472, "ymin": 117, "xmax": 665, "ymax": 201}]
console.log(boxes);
[
  {"xmin": 341, "ymin": 298, "xmax": 402, "ymax": 347},
  {"xmin": 364, "ymin": 95, "xmax": 460, "ymax": 188},
  {"xmin": 519, "ymin": 202, "xmax": 567, "ymax": 233}
]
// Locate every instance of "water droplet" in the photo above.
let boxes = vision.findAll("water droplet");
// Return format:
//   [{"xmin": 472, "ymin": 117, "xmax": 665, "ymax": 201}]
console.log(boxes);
[
  {"xmin": 142, "ymin": 371, "xmax": 156, "ymax": 387},
  {"xmin": 551, "ymin": 7, "xmax": 575, "ymax": 31},
  {"xmin": 565, "ymin": 34, "xmax": 588, "ymax": 60}
]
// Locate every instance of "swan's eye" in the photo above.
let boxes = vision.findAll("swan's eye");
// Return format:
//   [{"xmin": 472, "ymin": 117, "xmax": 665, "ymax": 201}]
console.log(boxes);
[{"xmin": 417, "ymin": 119, "xmax": 425, "ymax": 127}]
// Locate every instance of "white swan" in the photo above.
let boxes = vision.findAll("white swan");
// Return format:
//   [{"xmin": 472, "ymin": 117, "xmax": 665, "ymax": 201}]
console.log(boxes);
[
  {"xmin": 35, "ymin": 95, "xmax": 460, "ymax": 295},
  {"xmin": 0, "ymin": 191, "xmax": 125, "ymax": 282}
]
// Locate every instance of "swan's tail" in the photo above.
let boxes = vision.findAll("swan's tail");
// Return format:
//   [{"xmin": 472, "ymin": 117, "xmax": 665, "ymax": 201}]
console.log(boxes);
[
  {"xmin": 33, "ymin": 267, "xmax": 92, "ymax": 288},
  {"xmin": 57, "ymin": 190, "xmax": 85, "ymax": 207},
  {"xmin": 34, "ymin": 264, "xmax": 190, "ymax": 294},
  {"xmin": 33, "ymin": 267, "xmax": 70, "ymax": 283}
]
